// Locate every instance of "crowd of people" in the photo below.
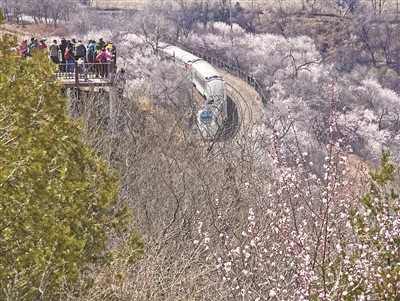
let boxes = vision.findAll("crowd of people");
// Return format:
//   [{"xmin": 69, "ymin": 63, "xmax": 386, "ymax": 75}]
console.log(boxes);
[
  {"xmin": 17, "ymin": 37, "xmax": 119, "ymax": 78},
  {"xmin": 16, "ymin": 37, "xmax": 127, "ymax": 96}
]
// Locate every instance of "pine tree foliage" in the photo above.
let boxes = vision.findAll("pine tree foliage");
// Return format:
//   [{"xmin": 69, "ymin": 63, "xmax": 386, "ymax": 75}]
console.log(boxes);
[
  {"xmin": 0, "ymin": 12, "xmax": 141, "ymax": 300},
  {"xmin": 346, "ymin": 151, "xmax": 400, "ymax": 300}
]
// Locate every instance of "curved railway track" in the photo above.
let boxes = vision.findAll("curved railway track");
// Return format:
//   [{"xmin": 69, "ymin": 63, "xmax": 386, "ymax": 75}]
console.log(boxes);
[
  {"xmin": 191, "ymin": 82, "xmax": 261, "ymax": 142},
  {"xmin": 191, "ymin": 73, "xmax": 264, "ymax": 141},
  {"xmin": 219, "ymin": 69, "xmax": 265, "ymax": 140},
  {"xmin": 226, "ymin": 82, "xmax": 252, "ymax": 137},
  {"xmin": 163, "ymin": 48, "xmax": 265, "ymax": 141},
  {"xmin": 158, "ymin": 42, "xmax": 265, "ymax": 141},
  {"xmin": 200, "ymin": 77, "xmax": 265, "ymax": 155}
]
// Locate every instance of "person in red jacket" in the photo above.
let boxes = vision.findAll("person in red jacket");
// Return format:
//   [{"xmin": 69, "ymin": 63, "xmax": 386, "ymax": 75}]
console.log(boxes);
[
  {"xmin": 39, "ymin": 38, "xmax": 48, "ymax": 52},
  {"xmin": 95, "ymin": 47, "xmax": 112, "ymax": 78}
]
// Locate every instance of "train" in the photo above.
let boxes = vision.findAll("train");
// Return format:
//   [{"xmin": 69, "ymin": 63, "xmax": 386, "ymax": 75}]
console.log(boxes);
[{"xmin": 158, "ymin": 43, "xmax": 227, "ymax": 140}]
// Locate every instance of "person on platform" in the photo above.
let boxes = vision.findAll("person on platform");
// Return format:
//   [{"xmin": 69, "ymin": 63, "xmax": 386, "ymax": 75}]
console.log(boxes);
[
  {"xmin": 65, "ymin": 42, "xmax": 75, "ymax": 73},
  {"xmin": 18, "ymin": 39, "xmax": 29, "ymax": 58},
  {"xmin": 74, "ymin": 40, "xmax": 86, "ymax": 61},
  {"xmin": 95, "ymin": 47, "xmax": 112, "ymax": 78},
  {"xmin": 48, "ymin": 39, "xmax": 60, "ymax": 64},
  {"xmin": 59, "ymin": 38, "xmax": 68, "ymax": 72},
  {"xmin": 39, "ymin": 38, "xmax": 48, "ymax": 52}
]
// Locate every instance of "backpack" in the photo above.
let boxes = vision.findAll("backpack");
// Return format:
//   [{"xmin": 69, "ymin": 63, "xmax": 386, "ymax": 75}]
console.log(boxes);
[
  {"xmin": 88, "ymin": 44, "xmax": 96, "ymax": 55},
  {"xmin": 75, "ymin": 43, "xmax": 85, "ymax": 57},
  {"xmin": 64, "ymin": 48, "xmax": 70, "ymax": 59}
]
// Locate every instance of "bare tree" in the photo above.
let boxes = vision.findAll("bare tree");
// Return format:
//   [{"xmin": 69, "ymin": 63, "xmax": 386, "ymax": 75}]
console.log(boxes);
[
  {"xmin": 133, "ymin": 5, "xmax": 175, "ymax": 53},
  {"xmin": 358, "ymin": 20, "xmax": 379, "ymax": 66},
  {"xmin": 1, "ymin": 0, "xmax": 24, "ymax": 23},
  {"xmin": 370, "ymin": 0, "xmax": 388, "ymax": 13},
  {"xmin": 171, "ymin": 0, "xmax": 202, "ymax": 40}
]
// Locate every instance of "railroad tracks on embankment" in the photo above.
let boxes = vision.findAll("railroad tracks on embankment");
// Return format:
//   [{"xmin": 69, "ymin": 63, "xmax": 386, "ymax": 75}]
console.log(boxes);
[{"xmin": 219, "ymin": 69, "xmax": 265, "ymax": 140}]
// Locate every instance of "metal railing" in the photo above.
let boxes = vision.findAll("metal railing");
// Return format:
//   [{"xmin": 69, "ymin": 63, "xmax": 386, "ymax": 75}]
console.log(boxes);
[
  {"xmin": 55, "ymin": 62, "xmax": 114, "ymax": 84},
  {"xmin": 186, "ymin": 49, "xmax": 268, "ymax": 104}
]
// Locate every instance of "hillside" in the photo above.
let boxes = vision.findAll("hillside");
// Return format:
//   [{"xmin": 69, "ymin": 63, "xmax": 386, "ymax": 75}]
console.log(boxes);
[
  {"xmin": 2, "ymin": 5, "xmax": 400, "ymax": 300},
  {"xmin": 1, "ymin": 22, "xmax": 69, "ymax": 39},
  {"xmin": 259, "ymin": 12, "xmax": 352, "ymax": 58}
]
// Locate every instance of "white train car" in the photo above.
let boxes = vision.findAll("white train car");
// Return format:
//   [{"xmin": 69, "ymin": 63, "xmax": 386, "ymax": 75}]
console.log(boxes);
[
  {"xmin": 196, "ymin": 105, "xmax": 222, "ymax": 140},
  {"xmin": 191, "ymin": 61, "xmax": 225, "ymax": 105},
  {"xmin": 159, "ymin": 43, "xmax": 227, "ymax": 140},
  {"xmin": 159, "ymin": 44, "xmax": 200, "ymax": 65}
]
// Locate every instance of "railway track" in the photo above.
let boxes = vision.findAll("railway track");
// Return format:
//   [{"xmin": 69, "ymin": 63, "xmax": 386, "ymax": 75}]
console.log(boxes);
[
  {"xmin": 219, "ymin": 69, "xmax": 265, "ymax": 139},
  {"xmin": 200, "ymin": 79, "xmax": 264, "ymax": 156},
  {"xmin": 226, "ymin": 82, "xmax": 252, "ymax": 138},
  {"xmin": 190, "ymin": 70, "xmax": 264, "ymax": 141},
  {"xmin": 191, "ymin": 82, "xmax": 258, "ymax": 142}
]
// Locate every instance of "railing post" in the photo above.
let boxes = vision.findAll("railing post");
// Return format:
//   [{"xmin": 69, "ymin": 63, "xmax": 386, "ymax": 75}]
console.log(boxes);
[{"xmin": 74, "ymin": 62, "xmax": 79, "ymax": 84}]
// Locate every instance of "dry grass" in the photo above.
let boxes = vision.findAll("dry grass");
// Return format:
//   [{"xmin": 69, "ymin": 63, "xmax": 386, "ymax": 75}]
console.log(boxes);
[{"xmin": 1, "ymin": 22, "xmax": 70, "ymax": 41}]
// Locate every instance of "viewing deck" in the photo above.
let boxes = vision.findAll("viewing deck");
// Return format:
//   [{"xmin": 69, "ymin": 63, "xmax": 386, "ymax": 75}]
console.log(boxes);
[{"xmin": 56, "ymin": 62, "xmax": 115, "ymax": 88}]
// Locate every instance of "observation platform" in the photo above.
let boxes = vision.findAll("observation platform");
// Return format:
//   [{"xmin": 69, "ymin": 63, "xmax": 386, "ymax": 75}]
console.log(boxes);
[{"xmin": 55, "ymin": 62, "xmax": 115, "ymax": 88}]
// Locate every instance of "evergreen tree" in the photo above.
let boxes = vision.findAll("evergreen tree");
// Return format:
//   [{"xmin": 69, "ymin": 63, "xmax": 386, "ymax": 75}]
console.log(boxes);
[
  {"xmin": 0, "ymin": 12, "xmax": 141, "ymax": 300},
  {"xmin": 347, "ymin": 151, "xmax": 400, "ymax": 300}
]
